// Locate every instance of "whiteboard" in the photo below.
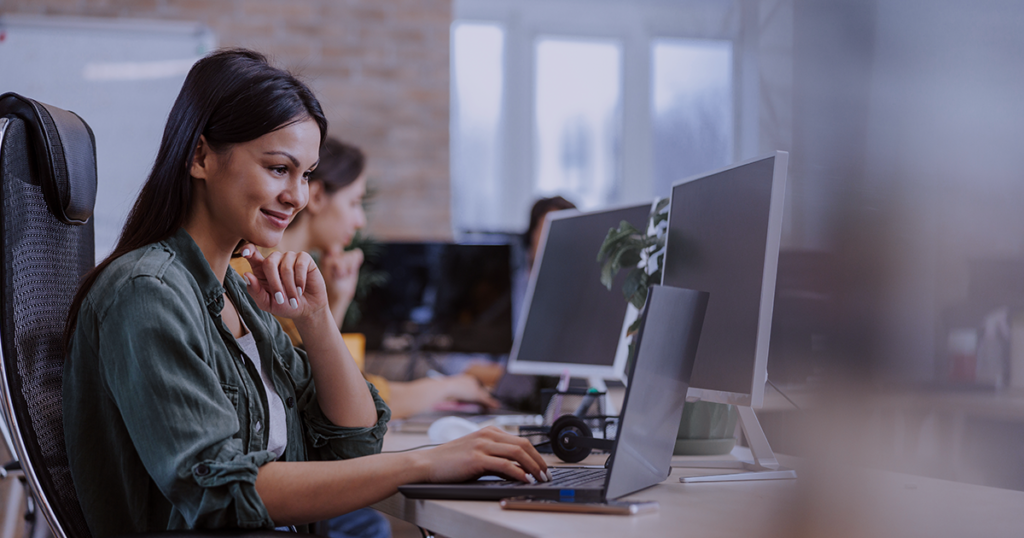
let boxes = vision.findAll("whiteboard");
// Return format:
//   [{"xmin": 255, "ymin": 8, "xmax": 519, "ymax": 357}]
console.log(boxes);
[{"xmin": 0, "ymin": 14, "xmax": 215, "ymax": 260}]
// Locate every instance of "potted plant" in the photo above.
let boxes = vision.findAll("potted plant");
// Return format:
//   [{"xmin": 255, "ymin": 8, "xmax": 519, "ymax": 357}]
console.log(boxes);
[{"xmin": 597, "ymin": 198, "xmax": 738, "ymax": 455}]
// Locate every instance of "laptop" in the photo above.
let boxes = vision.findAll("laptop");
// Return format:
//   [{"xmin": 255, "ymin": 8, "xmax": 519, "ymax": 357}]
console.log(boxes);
[{"xmin": 398, "ymin": 284, "xmax": 708, "ymax": 503}]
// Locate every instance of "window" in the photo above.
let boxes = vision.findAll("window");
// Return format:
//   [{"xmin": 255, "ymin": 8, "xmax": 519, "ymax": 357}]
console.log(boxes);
[
  {"xmin": 450, "ymin": 0, "xmax": 757, "ymax": 234},
  {"xmin": 651, "ymin": 38, "xmax": 734, "ymax": 195},
  {"xmin": 450, "ymin": 22, "xmax": 505, "ymax": 233},
  {"xmin": 534, "ymin": 37, "xmax": 623, "ymax": 210}
]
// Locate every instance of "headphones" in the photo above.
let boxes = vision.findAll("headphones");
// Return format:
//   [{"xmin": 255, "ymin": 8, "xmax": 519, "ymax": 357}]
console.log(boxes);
[{"xmin": 542, "ymin": 415, "xmax": 614, "ymax": 463}]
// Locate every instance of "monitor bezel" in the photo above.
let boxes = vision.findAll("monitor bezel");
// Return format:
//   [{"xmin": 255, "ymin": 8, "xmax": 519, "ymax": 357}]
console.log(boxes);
[
  {"xmin": 506, "ymin": 201, "xmax": 652, "ymax": 382},
  {"xmin": 663, "ymin": 151, "xmax": 788, "ymax": 409}
]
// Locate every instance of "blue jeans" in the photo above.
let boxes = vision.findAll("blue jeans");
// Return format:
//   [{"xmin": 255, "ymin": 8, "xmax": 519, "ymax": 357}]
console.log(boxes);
[{"xmin": 323, "ymin": 508, "xmax": 391, "ymax": 538}]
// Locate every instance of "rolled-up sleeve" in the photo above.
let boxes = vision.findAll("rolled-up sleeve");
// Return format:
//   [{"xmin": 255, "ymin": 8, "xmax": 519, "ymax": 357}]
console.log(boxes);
[
  {"xmin": 301, "ymin": 380, "xmax": 390, "ymax": 461},
  {"xmin": 96, "ymin": 276, "xmax": 275, "ymax": 530},
  {"xmin": 265, "ymin": 311, "xmax": 391, "ymax": 461}
]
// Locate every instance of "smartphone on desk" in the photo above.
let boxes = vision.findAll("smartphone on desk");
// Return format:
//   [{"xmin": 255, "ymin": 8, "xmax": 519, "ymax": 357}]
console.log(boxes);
[{"xmin": 499, "ymin": 497, "xmax": 658, "ymax": 515}]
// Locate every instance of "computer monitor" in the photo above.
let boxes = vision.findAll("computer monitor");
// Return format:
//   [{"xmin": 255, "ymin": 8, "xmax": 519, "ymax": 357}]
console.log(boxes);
[
  {"xmin": 345, "ymin": 242, "xmax": 514, "ymax": 355},
  {"xmin": 661, "ymin": 151, "xmax": 788, "ymax": 409},
  {"xmin": 507, "ymin": 202, "xmax": 652, "ymax": 384}
]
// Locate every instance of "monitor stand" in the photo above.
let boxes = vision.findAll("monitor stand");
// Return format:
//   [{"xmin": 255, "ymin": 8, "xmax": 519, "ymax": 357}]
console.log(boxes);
[
  {"xmin": 678, "ymin": 406, "xmax": 797, "ymax": 482},
  {"xmin": 586, "ymin": 376, "xmax": 617, "ymax": 416}
]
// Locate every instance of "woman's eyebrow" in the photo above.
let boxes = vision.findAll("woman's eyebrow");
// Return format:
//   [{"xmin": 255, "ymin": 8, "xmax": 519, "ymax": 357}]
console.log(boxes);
[{"xmin": 263, "ymin": 151, "xmax": 299, "ymax": 167}]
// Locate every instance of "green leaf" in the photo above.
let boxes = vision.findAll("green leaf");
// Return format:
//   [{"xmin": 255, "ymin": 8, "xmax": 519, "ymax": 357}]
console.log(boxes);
[
  {"xmin": 600, "ymin": 259, "xmax": 616, "ymax": 290},
  {"xmin": 614, "ymin": 247, "xmax": 642, "ymax": 272},
  {"xmin": 597, "ymin": 221, "xmax": 641, "ymax": 262},
  {"xmin": 621, "ymin": 269, "xmax": 647, "ymax": 304},
  {"xmin": 653, "ymin": 197, "xmax": 670, "ymax": 214}
]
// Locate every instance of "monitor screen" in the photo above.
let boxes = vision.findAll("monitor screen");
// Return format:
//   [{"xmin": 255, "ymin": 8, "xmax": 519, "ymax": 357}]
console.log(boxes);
[
  {"xmin": 661, "ymin": 152, "xmax": 788, "ymax": 408},
  {"xmin": 507, "ymin": 203, "xmax": 652, "ymax": 380},
  {"xmin": 344, "ymin": 242, "xmax": 514, "ymax": 354}
]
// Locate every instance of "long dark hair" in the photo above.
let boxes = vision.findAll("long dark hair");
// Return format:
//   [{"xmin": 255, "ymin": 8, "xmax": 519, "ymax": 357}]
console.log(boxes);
[
  {"xmin": 64, "ymin": 48, "xmax": 328, "ymax": 349},
  {"xmin": 525, "ymin": 196, "xmax": 576, "ymax": 249}
]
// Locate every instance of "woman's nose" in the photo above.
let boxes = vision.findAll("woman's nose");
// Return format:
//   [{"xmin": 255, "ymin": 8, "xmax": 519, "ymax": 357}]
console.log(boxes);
[{"xmin": 280, "ymin": 179, "xmax": 308, "ymax": 209}]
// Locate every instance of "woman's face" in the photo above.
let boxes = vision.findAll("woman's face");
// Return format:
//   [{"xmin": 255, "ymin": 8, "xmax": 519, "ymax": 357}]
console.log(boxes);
[
  {"xmin": 309, "ymin": 174, "xmax": 367, "ymax": 250},
  {"xmin": 191, "ymin": 118, "xmax": 321, "ymax": 249}
]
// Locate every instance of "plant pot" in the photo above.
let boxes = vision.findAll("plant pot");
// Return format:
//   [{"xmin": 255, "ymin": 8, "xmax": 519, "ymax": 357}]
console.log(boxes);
[{"xmin": 674, "ymin": 401, "xmax": 738, "ymax": 455}]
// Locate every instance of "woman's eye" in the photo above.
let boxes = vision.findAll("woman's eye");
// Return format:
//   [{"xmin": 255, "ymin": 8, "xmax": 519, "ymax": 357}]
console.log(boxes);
[{"xmin": 270, "ymin": 166, "xmax": 288, "ymax": 175}]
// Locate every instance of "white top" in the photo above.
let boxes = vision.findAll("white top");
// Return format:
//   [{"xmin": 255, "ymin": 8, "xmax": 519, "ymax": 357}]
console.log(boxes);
[{"xmin": 236, "ymin": 328, "xmax": 288, "ymax": 459}]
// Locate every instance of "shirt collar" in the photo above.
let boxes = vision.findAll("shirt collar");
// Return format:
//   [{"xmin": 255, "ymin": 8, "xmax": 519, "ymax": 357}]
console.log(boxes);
[{"xmin": 163, "ymin": 228, "xmax": 226, "ymax": 314}]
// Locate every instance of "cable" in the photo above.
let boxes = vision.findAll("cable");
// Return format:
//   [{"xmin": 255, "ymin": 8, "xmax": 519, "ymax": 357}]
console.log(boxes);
[{"xmin": 766, "ymin": 378, "xmax": 800, "ymax": 410}]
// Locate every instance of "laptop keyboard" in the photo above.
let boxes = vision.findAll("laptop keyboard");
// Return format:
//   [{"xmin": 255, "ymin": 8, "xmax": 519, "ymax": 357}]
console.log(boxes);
[{"xmin": 486, "ymin": 467, "xmax": 606, "ymax": 488}]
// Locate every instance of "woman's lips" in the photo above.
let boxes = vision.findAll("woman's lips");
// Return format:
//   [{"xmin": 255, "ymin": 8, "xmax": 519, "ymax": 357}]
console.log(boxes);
[{"xmin": 261, "ymin": 209, "xmax": 291, "ymax": 229}]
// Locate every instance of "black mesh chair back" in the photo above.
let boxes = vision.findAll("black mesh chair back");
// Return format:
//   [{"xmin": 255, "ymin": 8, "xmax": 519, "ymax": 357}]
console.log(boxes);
[{"xmin": 0, "ymin": 92, "xmax": 98, "ymax": 538}]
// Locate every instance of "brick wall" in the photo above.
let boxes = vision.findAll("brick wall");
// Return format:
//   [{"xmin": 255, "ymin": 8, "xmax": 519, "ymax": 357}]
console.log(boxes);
[{"xmin": 0, "ymin": 0, "xmax": 453, "ymax": 240}]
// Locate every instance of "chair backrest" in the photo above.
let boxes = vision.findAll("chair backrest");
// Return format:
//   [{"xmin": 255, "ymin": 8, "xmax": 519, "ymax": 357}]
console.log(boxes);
[{"xmin": 0, "ymin": 92, "xmax": 97, "ymax": 538}]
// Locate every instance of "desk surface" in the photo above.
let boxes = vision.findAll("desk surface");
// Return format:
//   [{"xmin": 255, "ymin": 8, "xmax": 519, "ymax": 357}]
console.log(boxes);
[{"xmin": 374, "ymin": 430, "xmax": 1024, "ymax": 538}]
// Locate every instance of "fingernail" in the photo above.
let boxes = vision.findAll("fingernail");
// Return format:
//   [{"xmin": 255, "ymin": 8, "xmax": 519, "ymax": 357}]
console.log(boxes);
[
  {"xmin": 546, "ymin": 470, "xmax": 553, "ymax": 481},
  {"xmin": 242, "ymin": 248, "xmax": 251, "ymax": 257},
  {"xmin": 525, "ymin": 474, "xmax": 537, "ymax": 484},
  {"xmin": 289, "ymin": 298, "xmax": 298, "ymax": 309},
  {"xmin": 275, "ymin": 291, "xmax": 284, "ymax": 304},
  {"xmin": 297, "ymin": 287, "xmax": 303, "ymax": 296}
]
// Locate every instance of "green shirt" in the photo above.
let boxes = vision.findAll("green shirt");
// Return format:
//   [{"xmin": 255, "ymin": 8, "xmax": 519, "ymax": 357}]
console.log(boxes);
[{"xmin": 63, "ymin": 228, "xmax": 390, "ymax": 537}]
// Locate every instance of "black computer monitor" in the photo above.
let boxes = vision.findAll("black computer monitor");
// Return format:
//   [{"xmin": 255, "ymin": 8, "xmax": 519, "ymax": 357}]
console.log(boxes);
[
  {"xmin": 507, "ymin": 202, "xmax": 652, "ymax": 383},
  {"xmin": 661, "ymin": 152, "xmax": 788, "ymax": 409},
  {"xmin": 345, "ymin": 242, "xmax": 514, "ymax": 354}
]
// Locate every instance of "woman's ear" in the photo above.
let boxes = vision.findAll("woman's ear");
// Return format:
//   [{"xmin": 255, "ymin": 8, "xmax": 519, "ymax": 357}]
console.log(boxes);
[
  {"xmin": 189, "ymin": 135, "xmax": 211, "ymax": 180},
  {"xmin": 305, "ymin": 181, "xmax": 326, "ymax": 215}
]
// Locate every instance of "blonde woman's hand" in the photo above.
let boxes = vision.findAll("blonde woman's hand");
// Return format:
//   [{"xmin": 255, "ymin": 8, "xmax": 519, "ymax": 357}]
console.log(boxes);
[
  {"xmin": 239, "ymin": 244, "xmax": 328, "ymax": 321},
  {"xmin": 438, "ymin": 374, "xmax": 501, "ymax": 409},
  {"xmin": 417, "ymin": 427, "xmax": 549, "ymax": 485}
]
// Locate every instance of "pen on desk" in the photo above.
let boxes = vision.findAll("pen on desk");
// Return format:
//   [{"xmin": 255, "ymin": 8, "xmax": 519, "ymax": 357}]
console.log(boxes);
[{"xmin": 574, "ymin": 387, "xmax": 599, "ymax": 417}]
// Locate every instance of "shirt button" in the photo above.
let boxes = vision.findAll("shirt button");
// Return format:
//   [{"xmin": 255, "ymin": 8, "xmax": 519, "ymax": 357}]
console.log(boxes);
[
  {"xmin": 255, "ymin": 421, "xmax": 262, "ymax": 432},
  {"xmin": 195, "ymin": 464, "xmax": 210, "ymax": 476},
  {"xmin": 286, "ymin": 397, "xmax": 295, "ymax": 408}
]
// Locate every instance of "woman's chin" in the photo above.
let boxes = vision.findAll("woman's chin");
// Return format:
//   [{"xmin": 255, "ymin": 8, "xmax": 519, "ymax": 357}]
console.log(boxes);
[{"xmin": 248, "ymin": 232, "xmax": 283, "ymax": 250}]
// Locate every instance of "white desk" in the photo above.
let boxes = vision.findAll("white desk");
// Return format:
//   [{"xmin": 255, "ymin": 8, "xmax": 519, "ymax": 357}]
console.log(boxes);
[{"xmin": 374, "ymin": 430, "xmax": 1024, "ymax": 538}]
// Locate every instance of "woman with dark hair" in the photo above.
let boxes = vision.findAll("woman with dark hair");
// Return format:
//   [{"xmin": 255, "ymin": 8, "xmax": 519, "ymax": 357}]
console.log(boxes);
[
  {"xmin": 525, "ymin": 195, "xmax": 577, "ymax": 268},
  {"xmin": 241, "ymin": 137, "xmax": 499, "ymax": 420},
  {"xmin": 63, "ymin": 49, "xmax": 547, "ymax": 538}
]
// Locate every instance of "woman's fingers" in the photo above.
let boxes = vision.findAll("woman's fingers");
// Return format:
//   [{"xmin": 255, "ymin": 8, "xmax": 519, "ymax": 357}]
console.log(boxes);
[
  {"xmin": 478, "ymin": 435, "xmax": 547, "ymax": 482},
  {"xmin": 241, "ymin": 247, "xmax": 321, "ymax": 314},
  {"xmin": 465, "ymin": 428, "xmax": 548, "ymax": 483},
  {"xmin": 483, "ymin": 428, "xmax": 548, "ymax": 477},
  {"xmin": 277, "ymin": 251, "xmax": 299, "ymax": 308},
  {"xmin": 445, "ymin": 375, "xmax": 501, "ymax": 409},
  {"xmin": 261, "ymin": 251, "xmax": 288, "ymax": 306},
  {"xmin": 294, "ymin": 251, "xmax": 313, "ymax": 299}
]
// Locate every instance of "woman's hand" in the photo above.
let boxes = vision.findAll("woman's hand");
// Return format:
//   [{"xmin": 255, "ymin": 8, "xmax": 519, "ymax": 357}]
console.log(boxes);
[
  {"xmin": 320, "ymin": 245, "xmax": 363, "ymax": 327},
  {"xmin": 437, "ymin": 374, "xmax": 502, "ymax": 409},
  {"xmin": 418, "ymin": 427, "xmax": 550, "ymax": 484},
  {"xmin": 239, "ymin": 244, "xmax": 328, "ymax": 321}
]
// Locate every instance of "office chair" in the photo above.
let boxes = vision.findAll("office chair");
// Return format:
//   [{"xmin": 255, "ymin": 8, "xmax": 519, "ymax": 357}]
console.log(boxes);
[{"xmin": 0, "ymin": 92, "xmax": 98, "ymax": 538}]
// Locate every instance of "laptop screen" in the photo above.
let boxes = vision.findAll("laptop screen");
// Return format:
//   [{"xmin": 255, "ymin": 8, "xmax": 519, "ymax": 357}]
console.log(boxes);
[{"xmin": 603, "ymin": 285, "xmax": 707, "ymax": 500}]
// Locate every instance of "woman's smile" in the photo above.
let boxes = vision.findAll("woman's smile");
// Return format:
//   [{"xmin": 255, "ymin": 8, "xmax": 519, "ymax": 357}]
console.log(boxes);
[{"xmin": 261, "ymin": 208, "xmax": 293, "ymax": 229}]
